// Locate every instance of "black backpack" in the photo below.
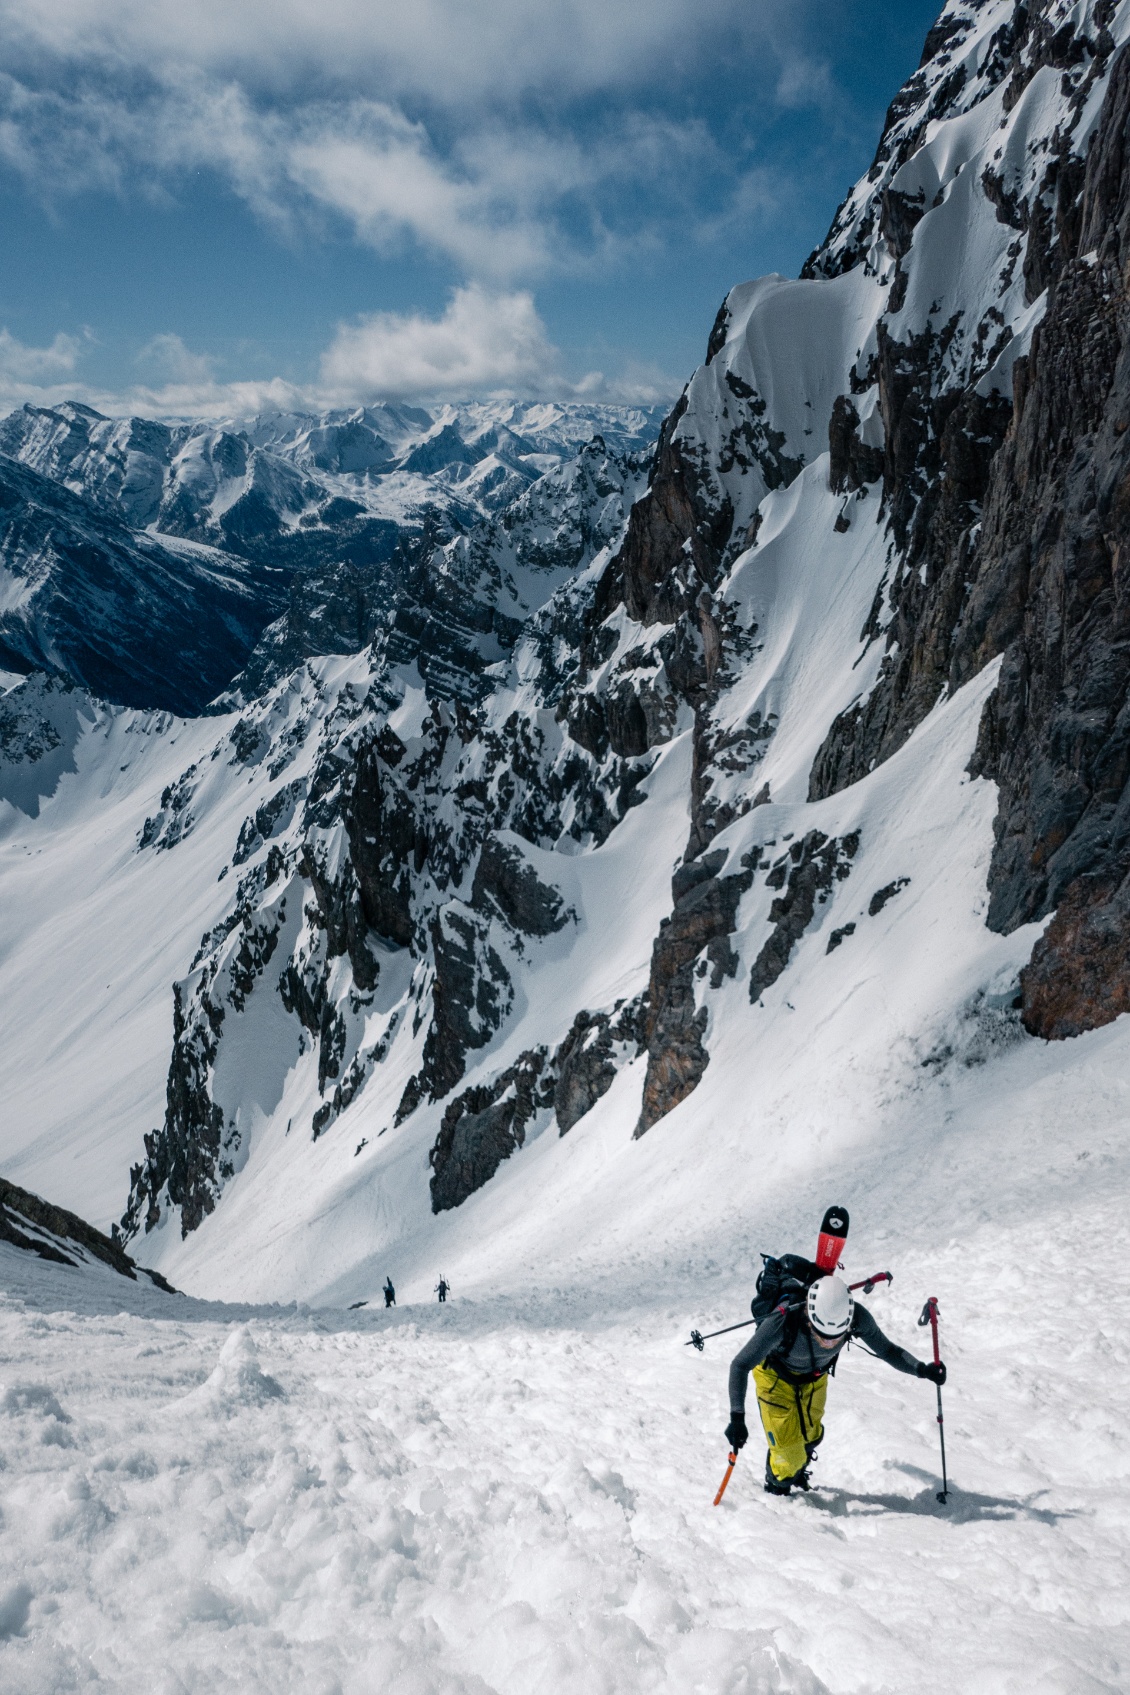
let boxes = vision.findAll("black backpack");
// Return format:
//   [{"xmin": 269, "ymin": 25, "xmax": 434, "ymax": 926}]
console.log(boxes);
[{"xmin": 751, "ymin": 1253, "xmax": 824, "ymax": 1327}]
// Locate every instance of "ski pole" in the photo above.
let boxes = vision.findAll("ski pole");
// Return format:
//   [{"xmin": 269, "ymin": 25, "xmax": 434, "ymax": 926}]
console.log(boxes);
[
  {"xmin": 918, "ymin": 1296, "xmax": 949, "ymax": 1504},
  {"xmin": 686, "ymin": 1272, "xmax": 891, "ymax": 1351},
  {"xmin": 713, "ymin": 1450, "xmax": 738, "ymax": 1506},
  {"xmin": 686, "ymin": 1319, "xmax": 754, "ymax": 1351}
]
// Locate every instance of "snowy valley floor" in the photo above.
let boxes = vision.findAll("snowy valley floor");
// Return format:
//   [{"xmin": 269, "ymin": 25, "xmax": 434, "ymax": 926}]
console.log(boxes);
[{"xmin": 2, "ymin": 1020, "xmax": 1129, "ymax": 1695}]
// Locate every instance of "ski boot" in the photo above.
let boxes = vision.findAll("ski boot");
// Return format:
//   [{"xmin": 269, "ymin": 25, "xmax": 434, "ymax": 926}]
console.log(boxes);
[{"xmin": 764, "ymin": 1454, "xmax": 793, "ymax": 1496}]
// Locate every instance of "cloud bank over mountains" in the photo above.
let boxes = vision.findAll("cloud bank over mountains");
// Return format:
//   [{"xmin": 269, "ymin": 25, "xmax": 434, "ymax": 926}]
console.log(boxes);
[{"xmin": 0, "ymin": 290, "xmax": 670, "ymax": 418}]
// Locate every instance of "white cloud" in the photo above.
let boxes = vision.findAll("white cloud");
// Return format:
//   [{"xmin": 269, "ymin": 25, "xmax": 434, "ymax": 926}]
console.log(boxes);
[
  {"xmin": 0, "ymin": 76, "xmax": 661, "ymax": 280},
  {"xmin": 0, "ymin": 368, "xmax": 309, "ymax": 423},
  {"xmin": 319, "ymin": 286, "xmax": 558, "ymax": 401},
  {"xmin": 775, "ymin": 52, "xmax": 836, "ymax": 112},
  {"xmin": 0, "ymin": 299, "xmax": 677, "ymax": 419},
  {"xmin": 0, "ymin": 0, "xmax": 820, "ymax": 285},
  {"xmin": 0, "ymin": 328, "xmax": 83, "ymax": 381},
  {"xmin": 135, "ymin": 333, "xmax": 215, "ymax": 383},
  {"xmin": 0, "ymin": 1, "xmax": 760, "ymax": 109},
  {"xmin": 0, "ymin": 321, "xmax": 304, "ymax": 418},
  {"xmin": 285, "ymin": 104, "xmax": 554, "ymax": 278},
  {"xmin": 568, "ymin": 360, "xmax": 678, "ymax": 405}
]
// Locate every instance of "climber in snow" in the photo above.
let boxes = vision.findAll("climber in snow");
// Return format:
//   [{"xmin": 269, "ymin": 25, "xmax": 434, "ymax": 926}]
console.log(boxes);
[
  {"xmin": 726, "ymin": 1274, "xmax": 946, "ymax": 1494},
  {"xmin": 383, "ymin": 1277, "xmax": 395, "ymax": 1308},
  {"xmin": 435, "ymin": 1277, "xmax": 449, "ymax": 1304}
]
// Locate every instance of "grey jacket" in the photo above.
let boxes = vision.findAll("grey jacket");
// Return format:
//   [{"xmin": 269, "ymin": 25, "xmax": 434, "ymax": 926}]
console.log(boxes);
[{"xmin": 729, "ymin": 1300, "xmax": 920, "ymax": 1414}]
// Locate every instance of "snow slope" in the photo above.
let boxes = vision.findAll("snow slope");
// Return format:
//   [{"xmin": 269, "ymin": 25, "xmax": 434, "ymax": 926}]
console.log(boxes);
[
  {"xmin": 0, "ymin": 483, "xmax": 1025, "ymax": 1289},
  {"xmin": 2, "ymin": 1011, "xmax": 1128, "ymax": 1694}
]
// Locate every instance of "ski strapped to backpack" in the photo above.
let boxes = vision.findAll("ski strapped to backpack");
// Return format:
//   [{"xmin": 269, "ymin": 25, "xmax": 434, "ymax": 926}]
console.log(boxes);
[
  {"xmin": 687, "ymin": 1203, "xmax": 890, "ymax": 1351},
  {"xmin": 815, "ymin": 1205, "xmax": 849, "ymax": 1272},
  {"xmin": 686, "ymin": 1269, "xmax": 892, "ymax": 1349}
]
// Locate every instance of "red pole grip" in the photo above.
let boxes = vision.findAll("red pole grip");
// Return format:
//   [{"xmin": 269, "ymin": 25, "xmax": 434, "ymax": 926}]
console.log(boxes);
[
  {"xmin": 848, "ymin": 1271, "xmax": 892, "ymax": 1292},
  {"xmin": 926, "ymin": 1296, "xmax": 941, "ymax": 1366}
]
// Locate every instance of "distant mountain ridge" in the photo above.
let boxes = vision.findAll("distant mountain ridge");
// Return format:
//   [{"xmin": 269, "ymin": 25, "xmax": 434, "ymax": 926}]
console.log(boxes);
[
  {"xmin": 0, "ymin": 452, "xmax": 288, "ymax": 714},
  {"xmin": 0, "ymin": 400, "xmax": 663, "ymax": 713},
  {"xmin": 0, "ymin": 399, "xmax": 666, "ymax": 556}
]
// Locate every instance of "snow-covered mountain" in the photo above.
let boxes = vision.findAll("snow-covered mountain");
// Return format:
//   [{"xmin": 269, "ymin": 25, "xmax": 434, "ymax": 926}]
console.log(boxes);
[
  {"xmin": 0, "ymin": 401, "xmax": 658, "ymax": 713},
  {"xmin": 3, "ymin": 0, "xmax": 1129, "ymax": 1316},
  {"xmin": 223, "ymin": 433, "xmax": 652, "ymax": 706},
  {"xmin": 0, "ymin": 453, "xmax": 290, "ymax": 714},
  {"xmin": 0, "ymin": 399, "xmax": 665, "ymax": 552}
]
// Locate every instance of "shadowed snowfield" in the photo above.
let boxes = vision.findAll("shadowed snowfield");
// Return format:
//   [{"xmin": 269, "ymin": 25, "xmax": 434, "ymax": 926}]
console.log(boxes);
[{"xmin": 3, "ymin": 1008, "xmax": 1127, "ymax": 1695}]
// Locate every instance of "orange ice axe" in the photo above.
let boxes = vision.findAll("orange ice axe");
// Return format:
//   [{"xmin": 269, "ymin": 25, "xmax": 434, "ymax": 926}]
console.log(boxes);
[{"xmin": 713, "ymin": 1450, "xmax": 738, "ymax": 1506}]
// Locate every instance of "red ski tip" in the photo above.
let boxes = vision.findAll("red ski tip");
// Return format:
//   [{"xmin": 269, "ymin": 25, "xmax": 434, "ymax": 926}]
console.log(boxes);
[{"xmin": 815, "ymin": 1204, "xmax": 849, "ymax": 1272}]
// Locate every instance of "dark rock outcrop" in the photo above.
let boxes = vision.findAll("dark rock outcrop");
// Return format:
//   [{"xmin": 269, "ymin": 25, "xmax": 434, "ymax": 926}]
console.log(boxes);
[
  {"xmin": 124, "ymin": 881, "xmax": 292, "ymax": 1240},
  {"xmin": 828, "ymin": 396, "xmax": 885, "ymax": 496},
  {"xmin": 868, "ymin": 878, "xmax": 911, "ymax": 917},
  {"xmin": 635, "ymin": 852, "xmax": 753, "ymax": 1137},
  {"xmin": 340, "ymin": 738, "xmax": 417, "ymax": 952},
  {"xmin": 0, "ymin": 1176, "xmax": 175, "ymax": 1288},
  {"xmin": 429, "ymin": 1048, "xmax": 553, "ymax": 1212},
  {"xmin": 554, "ymin": 1013, "xmax": 619, "ymax": 1135},
  {"xmin": 472, "ymin": 834, "xmax": 572, "ymax": 936},
  {"xmin": 397, "ymin": 903, "xmax": 513, "ymax": 1118},
  {"xmin": 597, "ymin": 393, "xmax": 734, "ymax": 631},
  {"xmin": 809, "ymin": 328, "xmax": 1013, "ymax": 800},
  {"xmin": 1019, "ymin": 873, "xmax": 1130, "ymax": 1038},
  {"xmin": 749, "ymin": 833, "xmax": 860, "ymax": 1004},
  {"xmin": 553, "ymin": 998, "xmax": 646, "ymax": 1134},
  {"xmin": 131, "ymin": 983, "xmax": 226, "ymax": 1238}
]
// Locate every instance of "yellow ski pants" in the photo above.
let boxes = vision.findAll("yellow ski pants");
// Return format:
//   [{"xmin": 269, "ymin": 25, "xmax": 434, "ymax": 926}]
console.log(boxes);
[{"xmin": 753, "ymin": 1362, "xmax": 829, "ymax": 1481}]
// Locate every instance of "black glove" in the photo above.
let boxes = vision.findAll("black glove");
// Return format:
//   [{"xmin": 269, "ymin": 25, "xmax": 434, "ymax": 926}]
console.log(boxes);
[
  {"xmin": 725, "ymin": 1415, "xmax": 748, "ymax": 1451},
  {"xmin": 917, "ymin": 1360, "xmax": 947, "ymax": 1386}
]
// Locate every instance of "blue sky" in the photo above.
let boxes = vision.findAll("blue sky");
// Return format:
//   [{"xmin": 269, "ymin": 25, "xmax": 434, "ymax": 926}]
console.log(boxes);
[{"xmin": 0, "ymin": 0, "xmax": 943, "ymax": 416}]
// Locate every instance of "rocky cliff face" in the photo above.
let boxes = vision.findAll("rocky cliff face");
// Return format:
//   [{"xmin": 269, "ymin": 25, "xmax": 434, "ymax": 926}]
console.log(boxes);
[
  {"xmin": 0, "ymin": 1175, "xmax": 174, "ymax": 1289},
  {"xmin": 960, "ymin": 29, "xmax": 1130, "ymax": 1036},
  {"xmin": 597, "ymin": 0, "xmax": 1130, "ymax": 1045}
]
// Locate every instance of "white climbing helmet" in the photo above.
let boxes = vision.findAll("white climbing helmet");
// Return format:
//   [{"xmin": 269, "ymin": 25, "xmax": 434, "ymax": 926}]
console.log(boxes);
[{"xmin": 807, "ymin": 1274, "xmax": 854, "ymax": 1339}]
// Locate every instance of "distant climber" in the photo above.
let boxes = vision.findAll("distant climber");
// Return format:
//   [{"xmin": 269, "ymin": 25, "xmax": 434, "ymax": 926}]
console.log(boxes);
[
  {"xmin": 383, "ymin": 1277, "xmax": 395, "ymax": 1308},
  {"xmin": 435, "ymin": 1277, "xmax": 449, "ymax": 1303},
  {"xmin": 726, "ymin": 1273, "xmax": 946, "ymax": 1494}
]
